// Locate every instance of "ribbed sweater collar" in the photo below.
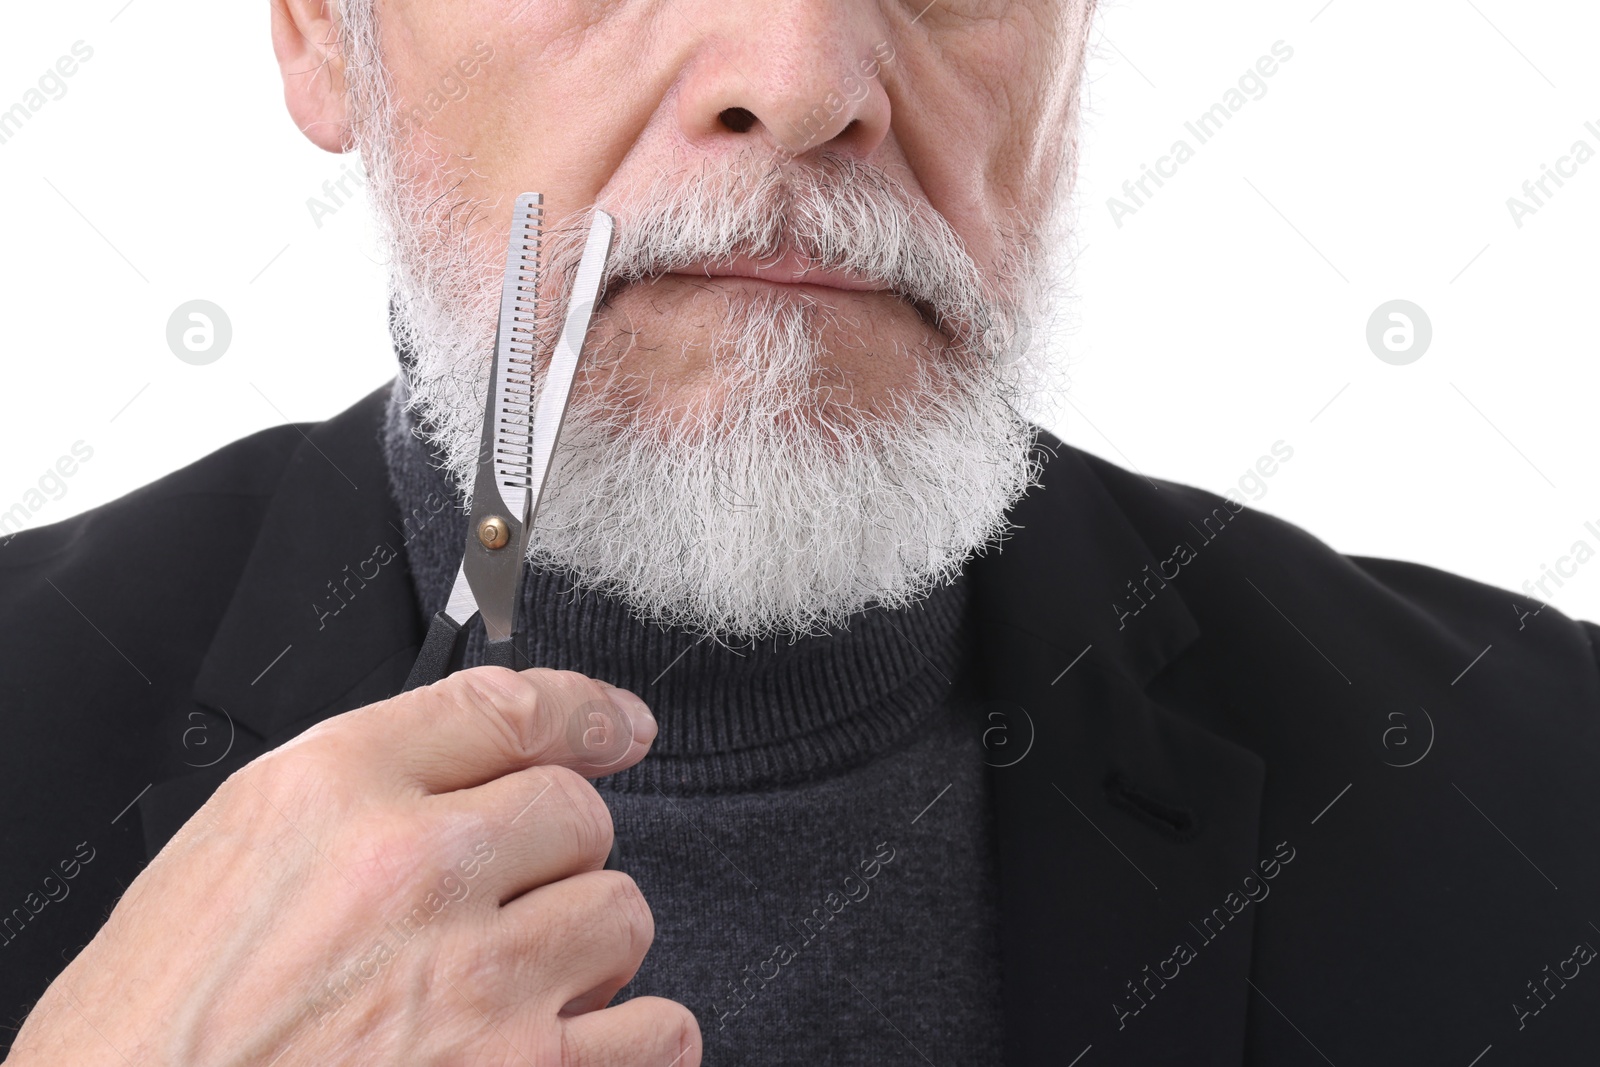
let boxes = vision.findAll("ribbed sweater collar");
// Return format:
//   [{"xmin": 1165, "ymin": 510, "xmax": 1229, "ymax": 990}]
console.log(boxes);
[{"xmin": 378, "ymin": 371, "xmax": 973, "ymax": 795}]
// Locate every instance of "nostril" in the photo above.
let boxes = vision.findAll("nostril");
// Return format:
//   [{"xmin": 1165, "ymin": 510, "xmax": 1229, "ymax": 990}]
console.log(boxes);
[{"xmin": 719, "ymin": 107, "xmax": 757, "ymax": 133}]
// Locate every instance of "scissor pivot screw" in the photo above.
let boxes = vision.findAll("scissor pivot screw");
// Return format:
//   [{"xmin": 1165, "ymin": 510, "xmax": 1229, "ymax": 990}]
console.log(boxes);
[{"xmin": 477, "ymin": 516, "xmax": 510, "ymax": 550}]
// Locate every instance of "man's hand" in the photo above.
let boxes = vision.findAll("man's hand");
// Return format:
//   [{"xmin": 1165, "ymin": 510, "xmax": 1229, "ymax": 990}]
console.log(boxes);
[{"xmin": 8, "ymin": 667, "xmax": 700, "ymax": 1066}]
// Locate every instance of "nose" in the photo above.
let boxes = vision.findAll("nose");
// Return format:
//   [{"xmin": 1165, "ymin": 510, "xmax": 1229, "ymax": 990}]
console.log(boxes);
[{"xmin": 673, "ymin": 4, "xmax": 893, "ymax": 161}]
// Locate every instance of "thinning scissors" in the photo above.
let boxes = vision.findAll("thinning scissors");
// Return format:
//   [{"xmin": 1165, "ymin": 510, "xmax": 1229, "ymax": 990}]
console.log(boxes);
[{"xmin": 402, "ymin": 194, "xmax": 614, "ymax": 688}]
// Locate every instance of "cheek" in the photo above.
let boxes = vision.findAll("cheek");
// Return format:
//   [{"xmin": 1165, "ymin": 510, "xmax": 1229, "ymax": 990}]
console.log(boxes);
[
  {"xmin": 402, "ymin": 6, "xmax": 660, "ymax": 214},
  {"xmin": 979, "ymin": 12, "xmax": 1079, "ymax": 189},
  {"xmin": 955, "ymin": 8, "xmax": 1084, "ymax": 255},
  {"xmin": 891, "ymin": 22, "xmax": 1047, "ymax": 277}
]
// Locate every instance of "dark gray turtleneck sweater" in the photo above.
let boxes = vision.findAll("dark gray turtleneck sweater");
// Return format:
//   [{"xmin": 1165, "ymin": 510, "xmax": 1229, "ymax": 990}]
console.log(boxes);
[{"xmin": 379, "ymin": 377, "xmax": 1005, "ymax": 1064}]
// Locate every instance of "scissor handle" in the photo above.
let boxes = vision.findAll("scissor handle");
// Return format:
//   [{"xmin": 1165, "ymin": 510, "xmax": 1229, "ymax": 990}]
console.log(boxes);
[
  {"xmin": 402, "ymin": 611, "xmax": 466, "ymax": 692},
  {"xmin": 485, "ymin": 636, "xmax": 518, "ymax": 671},
  {"xmin": 402, "ymin": 615, "xmax": 522, "ymax": 692},
  {"xmin": 399, "ymin": 611, "xmax": 622, "ymax": 872}
]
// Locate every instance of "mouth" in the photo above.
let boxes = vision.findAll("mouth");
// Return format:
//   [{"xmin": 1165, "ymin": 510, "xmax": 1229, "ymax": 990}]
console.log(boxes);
[
  {"xmin": 598, "ymin": 250, "xmax": 955, "ymax": 343},
  {"xmin": 665, "ymin": 250, "xmax": 891, "ymax": 293}
]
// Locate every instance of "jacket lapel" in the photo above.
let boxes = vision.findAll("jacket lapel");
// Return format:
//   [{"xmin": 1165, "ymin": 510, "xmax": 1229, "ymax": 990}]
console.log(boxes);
[
  {"xmin": 974, "ymin": 442, "xmax": 1265, "ymax": 1066},
  {"xmin": 138, "ymin": 383, "xmax": 430, "ymax": 859}
]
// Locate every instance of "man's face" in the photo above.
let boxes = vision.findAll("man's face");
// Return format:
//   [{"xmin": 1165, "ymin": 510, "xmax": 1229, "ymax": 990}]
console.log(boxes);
[
  {"xmin": 365, "ymin": 0, "xmax": 1081, "ymax": 406},
  {"xmin": 276, "ymin": 0, "xmax": 1093, "ymax": 638}
]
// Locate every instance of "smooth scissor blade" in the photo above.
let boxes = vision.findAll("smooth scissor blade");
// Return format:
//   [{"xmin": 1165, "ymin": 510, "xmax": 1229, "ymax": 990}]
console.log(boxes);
[{"xmin": 524, "ymin": 210, "xmax": 616, "ymax": 540}]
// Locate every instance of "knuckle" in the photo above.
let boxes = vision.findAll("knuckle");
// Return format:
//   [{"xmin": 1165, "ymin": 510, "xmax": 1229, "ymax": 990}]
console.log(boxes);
[
  {"xmin": 453, "ymin": 666, "xmax": 546, "ymax": 760},
  {"xmin": 427, "ymin": 925, "xmax": 507, "ymax": 1007},
  {"xmin": 593, "ymin": 870, "xmax": 654, "ymax": 945},
  {"xmin": 652, "ymin": 997, "xmax": 703, "ymax": 1065},
  {"xmin": 550, "ymin": 872, "xmax": 654, "ymax": 979},
  {"xmin": 338, "ymin": 814, "xmax": 432, "ymax": 903},
  {"xmin": 542, "ymin": 874, "xmax": 655, "ymax": 999},
  {"xmin": 542, "ymin": 766, "xmax": 614, "ymax": 863},
  {"xmin": 607, "ymin": 872, "xmax": 656, "ymax": 958}
]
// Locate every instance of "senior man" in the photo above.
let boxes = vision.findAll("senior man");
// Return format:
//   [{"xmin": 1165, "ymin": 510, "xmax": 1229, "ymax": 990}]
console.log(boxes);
[{"xmin": 5, "ymin": 1, "xmax": 1600, "ymax": 1065}]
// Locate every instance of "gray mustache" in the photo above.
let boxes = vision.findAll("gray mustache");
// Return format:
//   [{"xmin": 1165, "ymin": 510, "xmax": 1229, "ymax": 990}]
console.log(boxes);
[{"xmin": 533, "ymin": 156, "xmax": 999, "ymax": 347}]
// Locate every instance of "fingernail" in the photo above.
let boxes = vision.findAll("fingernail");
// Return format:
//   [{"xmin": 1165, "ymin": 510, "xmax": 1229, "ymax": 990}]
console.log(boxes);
[{"xmin": 604, "ymin": 684, "xmax": 657, "ymax": 745}]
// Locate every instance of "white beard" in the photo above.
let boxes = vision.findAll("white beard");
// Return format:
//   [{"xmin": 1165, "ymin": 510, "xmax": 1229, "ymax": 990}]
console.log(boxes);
[{"xmin": 341, "ymin": 6, "xmax": 1070, "ymax": 640}]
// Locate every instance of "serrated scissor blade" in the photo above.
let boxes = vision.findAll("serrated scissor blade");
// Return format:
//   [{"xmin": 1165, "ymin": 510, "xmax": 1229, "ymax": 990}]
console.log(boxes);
[{"xmin": 492, "ymin": 192, "xmax": 545, "ymax": 524}]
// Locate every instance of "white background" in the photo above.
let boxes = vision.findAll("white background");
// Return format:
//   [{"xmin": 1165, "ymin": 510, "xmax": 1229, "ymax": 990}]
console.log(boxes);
[{"xmin": 2, "ymin": 1, "xmax": 1596, "ymax": 620}]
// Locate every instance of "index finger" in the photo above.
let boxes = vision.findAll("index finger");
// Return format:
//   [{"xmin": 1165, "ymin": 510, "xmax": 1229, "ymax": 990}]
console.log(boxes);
[{"xmin": 339, "ymin": 666, "xmax": 657, "ymax": 794}]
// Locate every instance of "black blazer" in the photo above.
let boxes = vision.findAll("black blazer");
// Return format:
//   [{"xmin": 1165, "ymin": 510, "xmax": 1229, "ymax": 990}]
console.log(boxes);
[{"xmin": 4, "ymin": 382, "xmax": 1599, "ymax": 1064}]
